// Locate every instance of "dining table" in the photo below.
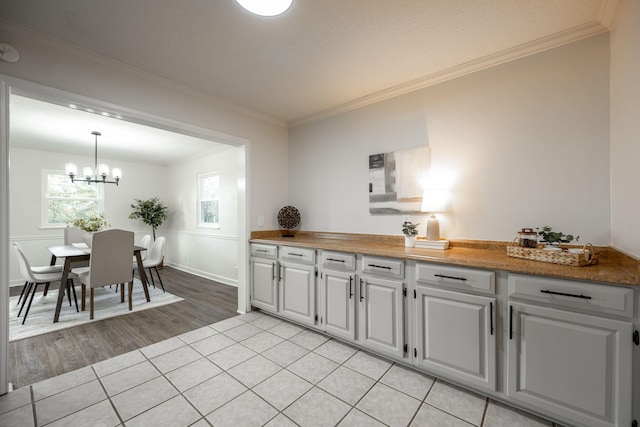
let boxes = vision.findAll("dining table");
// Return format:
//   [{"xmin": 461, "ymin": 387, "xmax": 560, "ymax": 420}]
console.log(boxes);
[{"xmin": 46, "ymin": 244, "xmax": 151, "ymax": 323}]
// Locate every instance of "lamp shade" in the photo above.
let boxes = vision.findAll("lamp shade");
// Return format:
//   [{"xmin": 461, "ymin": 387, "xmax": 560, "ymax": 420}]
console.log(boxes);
[{"xmin": 421, "ymin": 189, "xmax": 449, "ymax": 213}]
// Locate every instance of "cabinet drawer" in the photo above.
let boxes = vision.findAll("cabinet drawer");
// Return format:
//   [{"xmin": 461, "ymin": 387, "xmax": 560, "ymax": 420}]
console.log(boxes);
[
  {"xmin": 508, "ymin": 274, "xmax": 634, "ymax": 317},
  {"xmin": 361, "ymin": 256, "xmax": 404, "ymax": 279},
  {"xmin": 321, "ymin": 251, "xmax": 356, "ymax": 271},
  {"xmin": 280, "ymin": 245, "xmax": 316, "ymax": 264},
  {"xmin": 416, "ymin": 263, "xmax": 495, "ymax": 294},
  {"xmin": 250, "ymin": 243, "xmax": 277, "ymax": 259}
]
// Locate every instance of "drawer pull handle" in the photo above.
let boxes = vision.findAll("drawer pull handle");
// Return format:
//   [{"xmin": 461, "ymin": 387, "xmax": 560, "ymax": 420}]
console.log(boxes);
[
  {"xmin": 255, "ymin": 249, "xmax": 268, "ymax": 253},
  {"xmin": 288, "ymin": 253, "xmax": 304, "ymax": 257},
  {"xmin": 489, "ymin": 302, "xmax": 494, "ymax": 336},
  {"xmin": 540, "ymin": 289, "xmax": 592, "ymax": 300},
  {"xmin": 349, "ymin": 276, "xmax": 353, "ymax": 299},
  {"xmin": 434, "ymin": 274, "xmax": 467, "ymax": 282},
  {"xmin": 368, "ymin": 264, "xmax": 391, "ymax": 270},
  {"xmin": 509, "ymin": 305, "xmax": 513, "ymax": 340},
  {"xmin": 327, "ymin": 258, "xmax": 345, "ymax": 263}
]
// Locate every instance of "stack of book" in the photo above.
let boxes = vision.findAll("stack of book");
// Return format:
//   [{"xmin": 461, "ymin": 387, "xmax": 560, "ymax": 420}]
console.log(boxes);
[{"xmin": 415, "ymin": 239, "xmax": 450, "ymax": 250}]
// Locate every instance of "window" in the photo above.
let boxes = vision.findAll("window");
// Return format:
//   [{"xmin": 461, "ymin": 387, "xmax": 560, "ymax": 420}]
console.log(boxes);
[
  {"xmin": 198, "ymin": 172, "xmax": 220, "ymax": 228},
  {"xmin": 42, "ymin": 169, "xmax": 102, "ymax": 227}
]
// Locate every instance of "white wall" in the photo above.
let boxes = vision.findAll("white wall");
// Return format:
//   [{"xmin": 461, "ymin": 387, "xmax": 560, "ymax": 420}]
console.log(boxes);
[
  {"xmin": 610, "ymin": 0, "xmax": 640, "ymax": 258},
  {"xmin": 8, "ymin": 146, "xmax": 169, "ymax": 284},
  {"xmin": 0, "ymin": 20, "xmax": 289, "ymax": 232},
  {"xmin": 165, "ymin": 146, "xmax": 240, "ymax": 285},
  {"xmin": 289, "ymin": 34, "xmax": 611, "ymax": 245}
]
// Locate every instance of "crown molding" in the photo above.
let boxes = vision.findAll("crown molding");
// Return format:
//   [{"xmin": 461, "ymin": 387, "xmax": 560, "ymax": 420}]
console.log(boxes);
[
  {"xmin": 290, "ymin": 21, "xmax": 609, "ymax": 127},
  {"xmin": 597, "ymin": 0, "xmax": 620, "ymax": 29},
  {"xmin": 0, "ymin": 19, "xmax": 287, "ymax": 128}
]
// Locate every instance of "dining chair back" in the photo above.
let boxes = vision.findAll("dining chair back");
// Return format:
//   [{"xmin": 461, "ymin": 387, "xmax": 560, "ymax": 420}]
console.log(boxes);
[
  {"xmin": 138, "ymin": 236, "xmax": 166, "ymax": 292},
  {"xmin": 64, "ymin": 226, "xmax": 86, "ymax": 245},
  {"xmin": 64, "ymin": 226, "xmax": 90, "ymax": 267},
  {"xmin": 79, "ymin": 229, "xmax": 134, "ymax": 319},
  {"xmin": 138, "ymin": 234, "xmax": 151, "ymax": 261},
  {"xmin": 13, "ymin": 243, "xmax": 78, "ymax": 324}
]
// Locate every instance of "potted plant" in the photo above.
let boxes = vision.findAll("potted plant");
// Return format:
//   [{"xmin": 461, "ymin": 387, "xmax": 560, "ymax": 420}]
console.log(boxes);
[
  {"xmin": 129, "ymin": 197, "xmax": 169, "ymax": 241},
  {"xmin": 536, "ymin": 226, "xmax": 579, "ymax": 249},
  {"xmin": 402, "ymin": 221, "xmax": 419, "ymax": 248}
]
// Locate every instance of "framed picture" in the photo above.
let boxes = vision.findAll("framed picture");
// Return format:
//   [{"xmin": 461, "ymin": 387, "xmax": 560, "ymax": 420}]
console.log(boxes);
[{"xmin": 369, "ymin": 146, "xmax": 430, "ymax": 214}]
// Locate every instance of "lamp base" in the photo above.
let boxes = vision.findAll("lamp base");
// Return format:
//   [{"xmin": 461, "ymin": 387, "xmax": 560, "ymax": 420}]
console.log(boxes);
[{"xmin": 426, "ymin": 214, "xmax": 440, "ymax": 241}]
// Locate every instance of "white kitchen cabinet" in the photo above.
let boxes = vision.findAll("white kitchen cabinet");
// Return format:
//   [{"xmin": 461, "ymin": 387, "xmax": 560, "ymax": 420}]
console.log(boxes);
[
  {"xmin": 319, "ymin": 269, "xmax": 356, "ymax": 340},
  {"xmin": 358, "ymin": 272, "xmax": 406, "ymax": 360},
  {"xmin": 415, "ymin": 285, "xmax": 496, "ymax": 390},
  {"xmin": 278, "ymin": 246, "xmax": 316, "ymax": 327},
  {"xmin": 250, "ymin": 244, "xmax": 278, "ymax": 313},
  {"xmin": 508, "ymin": 301, "xmax": 633, "ymax": 427},
  {"xmin": 319, "ymin": 251, "xmax": 357, "ymax": 341}
]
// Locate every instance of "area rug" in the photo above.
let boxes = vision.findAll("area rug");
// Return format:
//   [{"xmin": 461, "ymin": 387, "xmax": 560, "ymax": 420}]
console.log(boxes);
[{"xmin": 9, "ymin": 280, "xmax": 184, "ymax": 341}]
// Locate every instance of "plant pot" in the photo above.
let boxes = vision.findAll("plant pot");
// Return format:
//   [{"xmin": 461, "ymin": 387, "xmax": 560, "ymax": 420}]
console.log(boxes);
[
  {"xmin": 81, "ymin": 231, "xmax": 93, "ymax": 247},
  {"xmin": 404, "ymin": 235, "xmax": 417, "ymax": 248}
]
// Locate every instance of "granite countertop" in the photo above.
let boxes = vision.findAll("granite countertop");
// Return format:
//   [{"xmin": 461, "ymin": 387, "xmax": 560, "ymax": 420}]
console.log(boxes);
[{"xmin": 250, "ymin": 232, "xmax": 640, "ymax": 287}]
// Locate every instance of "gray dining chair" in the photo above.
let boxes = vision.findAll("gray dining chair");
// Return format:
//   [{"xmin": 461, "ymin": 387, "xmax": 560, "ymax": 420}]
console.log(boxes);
[
  {"xmin": 14, "ymin": 243, "xmax": 78, "ymax": 324},
  {"xmin": 78, "ymin": 229, "xmax": 134, "ymax": 319}
]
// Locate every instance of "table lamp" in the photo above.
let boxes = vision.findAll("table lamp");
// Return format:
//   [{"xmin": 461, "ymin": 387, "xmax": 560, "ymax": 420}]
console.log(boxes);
[{"xmin": 421, "ymin": 189, "xmax": 449, "ymax": 241}]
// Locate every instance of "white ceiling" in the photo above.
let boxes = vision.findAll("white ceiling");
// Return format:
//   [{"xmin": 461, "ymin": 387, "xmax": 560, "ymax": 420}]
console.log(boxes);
[
  {"xmin": 10, "ymin": 95, "xmax": 229, "ymax": 166},
  {"xmin": 0, "ymin": 0, "xmax": 616, "ymax": 126}
]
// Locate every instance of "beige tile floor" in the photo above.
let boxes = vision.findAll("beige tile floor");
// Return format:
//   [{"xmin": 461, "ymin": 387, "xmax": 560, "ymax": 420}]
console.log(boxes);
[{"xmin": 0, "ymin": 312, "xmax": 562, "ymax": 427}]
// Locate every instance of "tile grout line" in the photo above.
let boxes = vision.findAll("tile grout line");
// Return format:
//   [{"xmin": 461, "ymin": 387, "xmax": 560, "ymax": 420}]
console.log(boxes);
[{"xmin": 92, "ymin": 365, "xmax": 125, "ymax": 426}]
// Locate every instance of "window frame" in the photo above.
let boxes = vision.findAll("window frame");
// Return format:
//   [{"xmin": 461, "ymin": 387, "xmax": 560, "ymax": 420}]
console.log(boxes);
[
  {"xmin": 197, "ymin": 171, "xmax": 220, "ymax": 229},
  {"xmin": 41, "ymin": 169, "xmax": 104, "ymax": 228}
]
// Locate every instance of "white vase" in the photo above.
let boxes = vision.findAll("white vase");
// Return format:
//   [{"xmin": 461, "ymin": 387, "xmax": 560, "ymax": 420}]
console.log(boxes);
[
  {"xmin": 404, "ymin": 235, "xmax": 417, "ymax": 248},
  {"xmin": 81, "ymin": 231, "xmax": 93, "ymax": 247}
]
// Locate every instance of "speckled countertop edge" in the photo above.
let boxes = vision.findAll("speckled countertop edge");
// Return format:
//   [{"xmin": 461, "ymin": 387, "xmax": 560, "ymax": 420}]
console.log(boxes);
[{"xmin": 250, "ymin": 231, "xmax": 640, "ymax": 287}]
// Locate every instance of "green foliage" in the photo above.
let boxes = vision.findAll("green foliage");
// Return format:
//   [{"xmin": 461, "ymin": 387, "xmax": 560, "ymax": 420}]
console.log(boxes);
[
  {"xmin": 402, "ymin": 221, "xmax": 420, "ymax": 236},
  {"xmin": 67, "ymin": 213, "xmax": 109, "ymax": 232},
  {"xmin": 536, "ymin": 226, "xmax": 579, "ymax": 244},
  {"xmin": 129, "ymin": 197, "xmax": 168, "ymax": 240}
]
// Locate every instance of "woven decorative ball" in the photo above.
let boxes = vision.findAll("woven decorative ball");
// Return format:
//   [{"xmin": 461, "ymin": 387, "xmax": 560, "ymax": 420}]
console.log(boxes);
[{"xmin": 277, "ymin": 206, "xmax": 301, "ymax": 235}]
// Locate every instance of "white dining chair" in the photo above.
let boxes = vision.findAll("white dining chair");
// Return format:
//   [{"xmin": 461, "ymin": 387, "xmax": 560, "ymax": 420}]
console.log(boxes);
[
  {"xmin": 134, "ymin": 236, "xmax": 165, "ymax": 292},
  {"xmin": 14, "ymin": 243, "xmax": 78, "ymax": 324},
  {"xmin": 12, "ymin": 242, "xmax": 64, "ymax": 306},
  {"xmin": 137, "ymin": 234, "xmax": 151, "ymax": 261},
  {"xmin": 78, "ymin": 229, "xmax": 135, "ymax": 319}
]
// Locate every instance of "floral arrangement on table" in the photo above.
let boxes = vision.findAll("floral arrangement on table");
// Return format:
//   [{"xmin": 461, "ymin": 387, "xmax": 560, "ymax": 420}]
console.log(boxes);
[{"xmin": 67, "ymin": 213, "xmax": 110, "ymax": 232}]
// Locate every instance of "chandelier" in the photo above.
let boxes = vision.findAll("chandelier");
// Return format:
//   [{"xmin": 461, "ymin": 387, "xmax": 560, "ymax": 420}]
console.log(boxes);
[{"xmin": 65, "ymin": 131, "xmax": 121, "ymax": 185}]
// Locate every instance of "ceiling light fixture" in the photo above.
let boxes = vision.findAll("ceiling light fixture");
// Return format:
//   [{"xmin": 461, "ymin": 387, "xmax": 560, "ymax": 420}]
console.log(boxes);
[
  {"xmin": 65, "ymin": 131, "xmax": 121, "ymax": 185},
  {"xmin": 235, "ymin": 0, "xmax": 293, "ymax": 16}
]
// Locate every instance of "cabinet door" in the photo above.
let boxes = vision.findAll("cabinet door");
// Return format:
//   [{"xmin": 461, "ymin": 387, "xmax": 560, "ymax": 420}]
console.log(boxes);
[
  {"xmin": 358, "ymin": 276, "xmax": 405, "ymax": 359},
  {"xmin": 415, "ymin": 286, "xmax": 496, "ymax": 390},
  {"xmin": 250, "ymin": 258, "xmax": 278, "ymax": 313},
  {"xmin": 508, "ymin": 302, "xmax": 632, "ymax": 427},
  {"xmin": 279, "ymin": 262, "xmax": 316, "ymax": 327},
  {"xmin": 320, "ymin": 270, "xmax": 356, "ymax": 341}
]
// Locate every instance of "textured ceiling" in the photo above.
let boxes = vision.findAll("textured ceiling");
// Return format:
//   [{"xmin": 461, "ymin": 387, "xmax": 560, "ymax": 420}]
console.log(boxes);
[{"xmin": 0, "ymin": 0, "xmax": 615, "ymax": 125}]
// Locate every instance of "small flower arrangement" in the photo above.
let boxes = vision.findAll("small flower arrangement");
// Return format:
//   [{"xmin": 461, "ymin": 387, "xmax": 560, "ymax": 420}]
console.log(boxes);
[
  {"xmin": 536, "ymin": 226, "xmax": 579, "ymax": 245},
  {"xmin": 68, "ymin": 213, "xmax": 110, "ymax": 232},
  {"xmin": 402, "ymin": 221, "xmax": 419, "ymax": 237}
]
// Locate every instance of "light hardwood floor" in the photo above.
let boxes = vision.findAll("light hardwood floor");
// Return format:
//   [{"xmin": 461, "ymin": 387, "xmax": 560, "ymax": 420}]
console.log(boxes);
[{"xmin": 8, "ymin": 266, "xmax": 238, "ymax": 389}]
